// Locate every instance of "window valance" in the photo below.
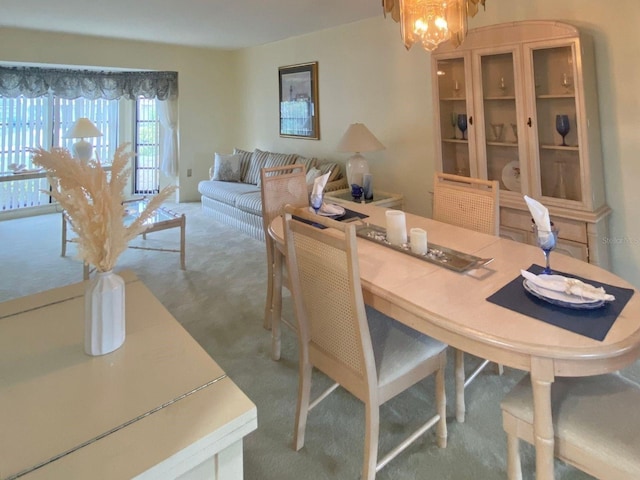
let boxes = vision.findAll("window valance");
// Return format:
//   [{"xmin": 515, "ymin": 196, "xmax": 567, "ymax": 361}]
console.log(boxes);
[{"xmin": 0, "ymin": 66, "xmax": 178, "ymax": 100}]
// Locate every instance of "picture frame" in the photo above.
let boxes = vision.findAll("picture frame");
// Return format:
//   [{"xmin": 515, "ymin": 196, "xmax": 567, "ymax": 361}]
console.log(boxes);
[{"xmin": 278, "ymin": 62, "xmax": 319, "ymax": 140}]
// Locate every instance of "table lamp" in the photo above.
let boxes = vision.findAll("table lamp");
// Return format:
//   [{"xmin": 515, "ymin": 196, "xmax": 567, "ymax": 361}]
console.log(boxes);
[
  {"xmin": 64, "ymin": 118, "xmax": 103, "ymax": 161},
  {"xmin": 337, "ymin": 123, "xmax": 385, "ymax": 188}
]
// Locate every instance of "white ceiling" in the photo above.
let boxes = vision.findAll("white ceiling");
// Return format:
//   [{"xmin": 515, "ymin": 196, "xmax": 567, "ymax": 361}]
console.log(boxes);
[{"xmin": 0, "ymin": 0, "xmax": 384, "ymax": 50}]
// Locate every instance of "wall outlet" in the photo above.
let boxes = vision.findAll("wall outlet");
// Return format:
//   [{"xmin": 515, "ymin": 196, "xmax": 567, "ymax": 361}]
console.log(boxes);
[{"xmin": 187, "ymin": 168, "xmax": 192, "ymax": 177}]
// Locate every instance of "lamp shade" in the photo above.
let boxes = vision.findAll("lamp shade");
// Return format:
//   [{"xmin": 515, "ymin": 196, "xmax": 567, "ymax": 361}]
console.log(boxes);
[
  {"xmin": 64, "ymin": 118, "xmax": 103, "ymax": 139},
  {"xmin": 337, "ymin": 123, "xmax": 385, "ymax": 188},
  {"xmin": 337, "ymin": 123, "xmax": 385, "ymax": 154}
]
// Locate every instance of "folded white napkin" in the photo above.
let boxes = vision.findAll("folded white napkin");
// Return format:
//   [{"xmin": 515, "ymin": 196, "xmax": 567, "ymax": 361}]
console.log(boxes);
[
  {"xmin": 312, "ymin": 172, "xmax": 330, "ymax": 196},
  {"xmin": 320, "ymin": 203, "xmax": 344, "ymax": 216},
  {"xmin": 524, "ymin": 195, "xmax": 551, "ymax": 231},
  {"xmin": 521, "ymin": 270, "xmax": 615, "ymax": 302}
]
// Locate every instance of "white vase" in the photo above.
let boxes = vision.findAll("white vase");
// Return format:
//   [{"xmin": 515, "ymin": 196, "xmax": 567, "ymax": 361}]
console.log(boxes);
[{"xmin": 84, "ymin": 270, "xmax": 125, "ymax": 356}]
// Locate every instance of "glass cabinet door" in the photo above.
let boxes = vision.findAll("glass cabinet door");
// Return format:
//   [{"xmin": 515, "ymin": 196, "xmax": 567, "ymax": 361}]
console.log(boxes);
[
  {"xmin": 525, "ymin": 42, "xmax": 583, "ymax": 204},
  {"xmin": 434, "ymin": 54, "xmax": 473, "ymax": 177},
  {"xmin": 473, "ymin": 47, "xmax": 526, "ymax": 196}
]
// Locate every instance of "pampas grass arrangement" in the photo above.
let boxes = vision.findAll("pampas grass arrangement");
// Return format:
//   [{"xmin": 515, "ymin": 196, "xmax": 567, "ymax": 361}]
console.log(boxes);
[{"xmin": 31, "ymin": 144, "xmax": 176, "ymax": 273}]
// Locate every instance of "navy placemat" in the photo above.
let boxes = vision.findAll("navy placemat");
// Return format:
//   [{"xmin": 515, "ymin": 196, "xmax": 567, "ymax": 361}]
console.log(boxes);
[
  {"xmin": 293, "ymin": 208, "xmax": 369, "ymax": 229},
  {"xmin": 486, "ymin": 264, "xmax": 635, "ymax": 341}
]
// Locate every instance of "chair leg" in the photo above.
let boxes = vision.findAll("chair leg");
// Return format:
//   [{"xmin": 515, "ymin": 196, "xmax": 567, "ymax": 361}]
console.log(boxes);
[
  {"xmin": 293, "ymin": 361, "xmax": 312, "ymax": 451},
  {"xmin": 264, "ymin": 254, "xmax": 274, "ymax": 331},
  {"xmin": 455, "ymin": 348, "xmax": 466, "ymax": 423},
  {"xmin": 271, "ymin": 249, "xmax": 284, "ymax": 360},
  {"xmin": 506, "ymin": 432, "xmax": 523, "ymax": 480},
  {"xmin": 435, "ymin": 359, "xmax": 448, "ymax": 448},
  {"xmin": 362, "ymin": 402, "xmax": 380, "ymax": 480}
]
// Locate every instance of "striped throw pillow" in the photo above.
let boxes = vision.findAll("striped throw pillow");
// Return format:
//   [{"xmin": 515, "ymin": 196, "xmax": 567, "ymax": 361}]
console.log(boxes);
[
  {"xmin": 256, "ymin": 152, "xmax": 299, "ymax": 188},
  {"xmin": 295, "ymin": 156, "xmax": 317, "ymax": 173},
  {"xmin": 316, "ymin": 161, "xmax": 342, "ymax": 183},
  {"xmin": 243, "ymin": 148, "xmax": 271, "ymax": 185},
  {"xmin": 234, "ymin": 148, "xmax": 254, "ymax": 181}
]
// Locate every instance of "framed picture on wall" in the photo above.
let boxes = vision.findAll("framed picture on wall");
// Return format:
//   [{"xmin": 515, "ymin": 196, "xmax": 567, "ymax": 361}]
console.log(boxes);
[{"xmin": 278, "ymin": 62, "xmax": 319, "ymax": 140}]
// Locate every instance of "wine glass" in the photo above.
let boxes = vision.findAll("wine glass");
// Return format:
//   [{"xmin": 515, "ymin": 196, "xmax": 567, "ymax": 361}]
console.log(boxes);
[
  {"xmin": 532, "ymin": 224, "xmax": 559, "ymax": 275},
  {"xmin": 561, "ymin": 73, "xmax": 572, "ymax": 93},
  {"xmin": 451, "ymin": 112, "xmax": 458, "ymax": 139},
  {"xmin": 555, "ymin": 114, "xmax": 570, "ymax": 146},
  {"xmin": 310, "ymin": 192, "xmax": 323, "ymax": 214},
  {"xmin": 457, "ymin": 114, "xmax": 468, "ymax": 140}
]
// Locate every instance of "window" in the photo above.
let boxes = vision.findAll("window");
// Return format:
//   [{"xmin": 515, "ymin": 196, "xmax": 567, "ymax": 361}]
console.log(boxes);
[
  {"xmin": 134, "ymin": 99, "xmax": 160, "ymax": 194},
  {"xmin": 0, "ymin": 95, "xmax": 162, "ymax": 211}
]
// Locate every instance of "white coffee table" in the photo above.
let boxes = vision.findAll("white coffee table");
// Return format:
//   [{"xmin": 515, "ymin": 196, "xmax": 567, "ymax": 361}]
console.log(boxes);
[{"xmin": 62, "ymin": 197, "xmax": 186, "ymax": 279}]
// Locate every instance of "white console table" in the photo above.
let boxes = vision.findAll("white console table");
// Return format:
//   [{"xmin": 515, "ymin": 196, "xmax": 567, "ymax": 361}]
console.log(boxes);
[{"xmin": 0, "ymin": 271, "xmax": 257, "ymax": 480}]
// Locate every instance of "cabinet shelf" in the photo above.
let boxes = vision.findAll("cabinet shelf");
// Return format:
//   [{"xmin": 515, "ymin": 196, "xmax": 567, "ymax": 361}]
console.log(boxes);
[
  {"xmin": 487, "ymin": 141, "xmax": 518, "ymax": 148},
  {"xmin": 440, "ymin": 97, "xmax": 466, "ymax": 102},
  {"xmin": 537, "ymin": 93, "xmax": 575, "ymax": 100},
  {"xmin": 484, "ymin": 96, "xmax": 516, "ymax": 101},
  {"xmin": 442, "ymin": 138, "xmax": 468, "ymax": 144},
  {"xmin": 540, "ymin": 144, "xmax": 579, "ymax": 151}
]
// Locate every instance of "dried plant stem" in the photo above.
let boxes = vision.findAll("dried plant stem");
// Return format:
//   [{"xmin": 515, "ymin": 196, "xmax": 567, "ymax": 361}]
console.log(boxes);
[{"xmin": 31, "ymin": 144, "xmax": 176, "ymax": 272}]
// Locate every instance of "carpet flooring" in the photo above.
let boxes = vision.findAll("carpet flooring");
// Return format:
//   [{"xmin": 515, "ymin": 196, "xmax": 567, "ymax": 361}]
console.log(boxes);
[{"xmin": 3, "ymin": 202, "xmax": 631, "ymax": 479}]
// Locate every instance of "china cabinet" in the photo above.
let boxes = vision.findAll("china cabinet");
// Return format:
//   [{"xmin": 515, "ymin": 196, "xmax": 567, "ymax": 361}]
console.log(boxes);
[{"xmin": 431, "ymin": 21, "xmax": 610, "ymax": 268}]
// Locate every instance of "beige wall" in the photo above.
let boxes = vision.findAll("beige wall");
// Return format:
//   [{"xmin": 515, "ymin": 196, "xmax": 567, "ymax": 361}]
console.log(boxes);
[
  {"xmin": 2, "ymin": 0, "xmax": 640, "ymax": 287},
  {"xmin": 236, "ymin": 0, "xmax": 640, "ymax": 287}
]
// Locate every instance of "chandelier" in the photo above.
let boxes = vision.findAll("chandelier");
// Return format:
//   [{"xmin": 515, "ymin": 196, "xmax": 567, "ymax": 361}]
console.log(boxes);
[{"xmin": 383, "ymin": 0, "xmax": 487, "ymax": 52}]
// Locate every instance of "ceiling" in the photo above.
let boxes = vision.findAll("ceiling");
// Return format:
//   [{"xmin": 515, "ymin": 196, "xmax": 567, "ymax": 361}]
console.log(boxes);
[{"xmin": 0, "ymin": 0, "xmax": 384, "ymax": 50}]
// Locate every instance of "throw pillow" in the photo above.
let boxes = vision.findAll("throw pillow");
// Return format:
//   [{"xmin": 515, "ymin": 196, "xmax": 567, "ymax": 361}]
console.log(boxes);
[
  {"xmin": 256, "ymin": 153, "xmax": 300, "ymax": 188},
  {"xmin": 316, "ymin": 161, "xmax": 341, "ymax": 183},
  {"xmin": 212, "ymin": 153, "xmax": 242, "ymax": 182},
  {"xmin": 295, "ymin": 156, "xmax": 317, "ymax": 173},
  {"xmin": 243, "ymin": 149, "xmax": 271, "ymax": 185},
  {"xmin": 233, "ymin": 148, "xmax": 254, "ymax": 181},
  {"xmin": 305, "ymin": 166, "xmax": 322, "ymax": 185}
]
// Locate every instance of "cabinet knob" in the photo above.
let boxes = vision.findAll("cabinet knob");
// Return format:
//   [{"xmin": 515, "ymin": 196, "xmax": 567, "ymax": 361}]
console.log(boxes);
[
  {"xmin": 527, "ymin": 117, "xmax": 532, "ymax": 127},
  {"xmin": 469, "ymin": 116, "xmax": 473, "ymax": 125}
]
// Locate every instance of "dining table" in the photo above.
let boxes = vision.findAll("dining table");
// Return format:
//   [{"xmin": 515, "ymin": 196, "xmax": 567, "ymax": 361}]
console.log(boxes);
[{"xmin": 268, "ymin": 202, "xmax": 640, "ymax": 480}]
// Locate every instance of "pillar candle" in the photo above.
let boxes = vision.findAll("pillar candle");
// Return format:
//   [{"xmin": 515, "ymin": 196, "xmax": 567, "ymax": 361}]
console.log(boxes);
[
  {"xmin": 410, "ymin": 228, "xmax": 428, "ymax": 255},
  {"xmin": 385, "ymin": 210, "xmax": 407, "ymax": 246}
]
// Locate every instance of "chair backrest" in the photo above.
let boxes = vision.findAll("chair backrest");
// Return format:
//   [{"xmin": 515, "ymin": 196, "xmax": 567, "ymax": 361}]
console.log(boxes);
[
  {"xmin": 432, "ymin": 172, "xmax": 500, "ymax": 236},
  {"xmin": 283, "ymin": 206, "xmax": 377, "ymax": 399},
  {"xmin": 260, "ymin": 164, "xmax": 308, "ymax": 229}
]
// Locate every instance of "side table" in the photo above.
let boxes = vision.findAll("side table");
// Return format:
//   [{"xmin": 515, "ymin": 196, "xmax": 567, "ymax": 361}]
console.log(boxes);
[{"xmin": 325, "ymin": 188, "xmax": 404, "ymax": 210}]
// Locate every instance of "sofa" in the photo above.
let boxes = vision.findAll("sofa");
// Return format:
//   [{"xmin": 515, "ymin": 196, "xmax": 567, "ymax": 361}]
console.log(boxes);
[{"xmin": 198, "ymin": 148, "xmax": 348, "ymax": 241}]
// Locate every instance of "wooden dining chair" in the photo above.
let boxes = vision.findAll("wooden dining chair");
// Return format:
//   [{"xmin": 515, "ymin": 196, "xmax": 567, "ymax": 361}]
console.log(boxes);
[
  {"xmin": 260, "ymin": 164, "xmax": 308, "ymax": 360},
  {"xmin": 283, "ymin": 205, "xmax": 448, "ymax": 480},
  {"xmin": 501, "ymin": 373, "xmax": 640, "ymax": 479},
  {"xmin": 432, "ymin": 171, "xmax": 501, "ymax": 422}
]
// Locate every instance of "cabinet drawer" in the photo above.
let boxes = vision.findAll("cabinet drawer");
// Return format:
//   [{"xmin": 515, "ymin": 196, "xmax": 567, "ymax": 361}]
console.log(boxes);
[
  {"xmin": 500, "ymin": 207, "xmax": 587, "ymax": 243},
  {"xmin": 500, "ymin": 226, "xmax": 528, "ymax": 243}
]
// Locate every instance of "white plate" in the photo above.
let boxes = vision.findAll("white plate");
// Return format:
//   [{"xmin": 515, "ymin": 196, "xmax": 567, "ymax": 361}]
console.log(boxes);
[
  {"xmin": 308, "ymin": 204, "xmax": 346, "ymax": 218},
  {"xmin": 523, "ymin": 279, "xmax": 605, "ymax": 309},
  {"xmin": 501, "ymin": 161, "xmax": 521, "ymax": 192}
]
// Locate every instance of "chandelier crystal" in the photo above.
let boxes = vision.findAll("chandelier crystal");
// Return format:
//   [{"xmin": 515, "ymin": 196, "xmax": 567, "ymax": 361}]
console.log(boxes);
[{"xmin": 383, "ymin": 0, "xmax": 487, "ymax": 52}]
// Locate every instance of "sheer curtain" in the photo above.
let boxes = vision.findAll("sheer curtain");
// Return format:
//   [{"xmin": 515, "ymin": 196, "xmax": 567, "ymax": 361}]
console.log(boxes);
[{"xmin": 158, "ymin": 97, "xmax": 179, "ymax": 178}]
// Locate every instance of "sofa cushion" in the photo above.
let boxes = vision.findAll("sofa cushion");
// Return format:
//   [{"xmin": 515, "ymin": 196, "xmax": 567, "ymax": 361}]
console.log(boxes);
[
  {"xmin": 233, "ymin": 148, "xmax": 254, "ymax": 182},
  {"xmin": 198, "ymin": 180, "xmax": 259, "ymax": 207},
  {"xmin": 243, "ymin": 148, "xmax": 271, "ymax": 185},
  {"xmin": 212, "ymin": 153, "xmax": 242, "ymax": 182},
  {"xmin": 234, "ymin": 191, "xmax": 263, "ymax": 216}
]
